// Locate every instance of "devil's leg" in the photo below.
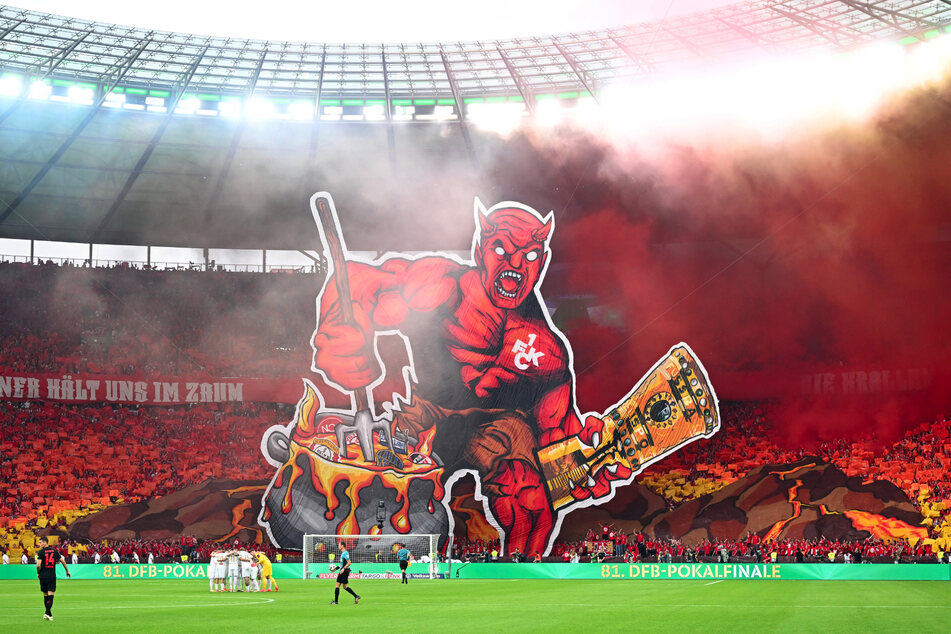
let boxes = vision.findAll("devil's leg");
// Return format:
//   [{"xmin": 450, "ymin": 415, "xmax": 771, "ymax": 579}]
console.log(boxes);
[
  {"xmin": 483, "ymin": 459, "xmax": 554, "ymax": 556},
  {"xmin": 460, "ymin": 412, "xmax": 553, "ymax": 555}
]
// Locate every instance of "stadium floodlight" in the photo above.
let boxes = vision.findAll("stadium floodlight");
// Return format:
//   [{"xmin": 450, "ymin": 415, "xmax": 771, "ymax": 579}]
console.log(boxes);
[
  {"xmin": 145, "ymin": 95, "xmax": 167, "ymax": 113},
  {"xmin": 289, "ymin": 100, "xmax": 314, "ymax": 120},
  {"xmin": 534, "ymin": 97, "xmax": 567, "ymax": 126},
  {"xmin": 68, "ymin": 85, "xmax": 95, "ymax": 105},
  {"xmin": 320, "ymin": 105, "xmax": 343, "ymax": 121},
  {"xmin": 0, "ymin": 75, "xmax": 22, "ymax": 97},
  {"xmin": 28, "ymin": 81, "xmax": 52, "ymax": 101},
  {"xmin": 393, "ymin": 104, "xmax": 414, "ymax": 121},
  {"xmin": 218, "ymin": 98, "xmax": 242, "ymax": 118},
  {"xmin": 246, "ymin": 97, "xmax": 273, "ymax": 119},
  {"xmin": 176, "ymin": 97, "xmax": 201, "ymax": 114},
  {"xmin": 303, "ymin": 534, "xmax": 440, "ymax": 580},
  {"xmin": 466, "ymin": 101, "xmax": 525, "ymax": 135},
  {"xmin": 363, "ymin": 104, "xmax": 386, "ymax": 121},
  {"xmin": 104, "ymin": 91, "xmax": 125, "ymax": 108},
  {"xmin": 433, "ymin": 105, "xmax": 456, "ymax": 120}
]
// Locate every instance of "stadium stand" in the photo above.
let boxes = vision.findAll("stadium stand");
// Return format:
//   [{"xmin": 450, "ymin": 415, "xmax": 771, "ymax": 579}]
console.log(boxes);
[{"xmin": 1, "ymin": 260, "xmax": 949, "ymax": 562}]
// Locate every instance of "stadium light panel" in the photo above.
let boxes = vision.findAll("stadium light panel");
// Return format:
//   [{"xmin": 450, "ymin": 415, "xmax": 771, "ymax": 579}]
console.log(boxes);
[
  {"xmin": 123, "ymin": 102, "xmax": 145, "ymax": 111},
  {"xmin": 176, "ymin": 97, "xmax": 201, "ymax": 114},
  {"xmin": 535, "ymin": 97, "xmax": 567, "ymax": 126},
  {"xmin": 246, "ymin": 97, "xmax": 273, "ymax": 119},
  {"xmin": 0, "ymin": 74, "xmax": 22, "ymax": 97},
  {"xmin": 320, "ymin": 104, "xmax": 342, "ymax": 121},
  {"xmin": 363, "ymin": 104, "xmax": 386, "ymax": 121},
  {"xmin": 393, "ymin": 105, "xmax": 414, "ymax": 121},
  {"xmin": 433, "ymin": 105, "xmax": 456, "ymax": 120},
  {"xmin": 218, "ymin": 98, "xmax": 243, "ymax": 118},
  {"xmin": 467, "ymin": 101, "xmax": 526, "ymax": 135},
  {"xmin": 289, "ymin": 100, "xmax": 315, "ymax": 120},
  {"xmin": 28, "ymin": 81, "xmax": 52, "ymax": 101},
  {"xmin": 104, "ymin": 92, "xmax": 125, "ymax": 108}
]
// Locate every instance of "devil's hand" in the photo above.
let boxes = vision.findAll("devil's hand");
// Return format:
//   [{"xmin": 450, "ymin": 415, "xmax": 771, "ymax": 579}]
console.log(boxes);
[
  {"xmin": 577, "ymin": 414, "xmax": 603, "ymax": 449},
  {"xmin": 313, "ymin": 304, "xmax": 381, "ymax": 391},
  {"xmin": 569, "ymin": 415, "xmax": 633, "ymax": 502}
]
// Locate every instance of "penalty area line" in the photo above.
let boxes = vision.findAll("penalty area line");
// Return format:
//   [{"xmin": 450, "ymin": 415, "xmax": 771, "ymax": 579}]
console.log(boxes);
[{"xmin": 704, "ymin": 580, "xmax": 723, "ymax": 586}]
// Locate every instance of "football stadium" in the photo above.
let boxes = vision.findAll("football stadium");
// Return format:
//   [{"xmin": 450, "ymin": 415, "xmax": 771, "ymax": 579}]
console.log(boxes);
[{"xmin": 2, "ymin": 0, "xmax": 951, "ymax": 630}]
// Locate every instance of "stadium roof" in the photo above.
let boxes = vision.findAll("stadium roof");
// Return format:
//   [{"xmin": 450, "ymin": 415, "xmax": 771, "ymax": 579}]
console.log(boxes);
[
  {"xmin": 1, "ymin": 1, "xmax": 950, "ymax": 252},
  {"xmin": 1, "ymin": 2, "xmax": 950, "ymax": 102}
]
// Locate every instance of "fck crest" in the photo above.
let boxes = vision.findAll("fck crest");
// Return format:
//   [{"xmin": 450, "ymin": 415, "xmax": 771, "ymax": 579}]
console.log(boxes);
[{"xmin": 512, "ymin": 333, "xmax": 545, "ymax": 370}]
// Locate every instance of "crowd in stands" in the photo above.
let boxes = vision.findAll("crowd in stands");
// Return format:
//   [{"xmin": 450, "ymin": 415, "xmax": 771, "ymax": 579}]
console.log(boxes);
[
  {"xmin": 0, "ymin": 261, "xmax": 318, "ymax": 377},
  {"xmin": 7, "ymin": 531, "xmax": 944, "ymax": 567},
  {"xmin": 3, "ymin": 536, "xmax": 301, "ymax": 564},
  {"xmin": 639, "ymin": 404, "xmax": 951, "ymax": 521},
  {"xmin": 449, "ymin": 528, "xmax": 949, "ymax": 564},
  {"xmin": 0, "ymin": 400, "xmax": 292, "ymax": 522}
]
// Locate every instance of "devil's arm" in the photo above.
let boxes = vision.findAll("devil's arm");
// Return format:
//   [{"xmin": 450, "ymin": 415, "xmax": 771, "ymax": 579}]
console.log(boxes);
[
  {"xmin": 535, "ymin": 381, "xmax": 596, "ymax": 447},
  {"xmin": 313, "ymin": 257, "xmax": 461, "ymax": 388}
]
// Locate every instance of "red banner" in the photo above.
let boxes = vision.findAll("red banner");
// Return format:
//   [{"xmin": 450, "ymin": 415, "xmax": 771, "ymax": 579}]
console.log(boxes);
[{"xmin": 0, "ymin": 372, "xmax": 313, "ymax": 405}]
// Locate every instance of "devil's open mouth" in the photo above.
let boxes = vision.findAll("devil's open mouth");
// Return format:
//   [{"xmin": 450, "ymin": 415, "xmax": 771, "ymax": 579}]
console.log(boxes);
[{"xmin": 494, "ymin": 270, "xmax": 523, "ymax": 300}]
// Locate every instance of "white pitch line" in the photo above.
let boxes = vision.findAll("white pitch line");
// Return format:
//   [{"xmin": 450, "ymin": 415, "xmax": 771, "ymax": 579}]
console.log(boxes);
[
  {"xmin": 705, "ymin": 580, "xmax": 723, "ymax": 586},
  {"xmin": 349, "ymin": 601, "xmax": 951, "ymax": 609},
  {"xmin": 8, "ymin": 598, "xmax": 275, "ymax": 611}
]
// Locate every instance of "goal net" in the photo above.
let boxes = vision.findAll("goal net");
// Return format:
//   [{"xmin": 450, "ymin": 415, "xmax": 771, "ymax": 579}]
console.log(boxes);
[{"xmin": 303, "ymin": 534, "xmax": 440, "ymax": 580}]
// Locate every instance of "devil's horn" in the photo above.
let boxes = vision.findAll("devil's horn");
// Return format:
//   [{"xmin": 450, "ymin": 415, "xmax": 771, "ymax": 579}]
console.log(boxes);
[
  {"xmin": 475, "ymin": 197, "xmax": 496, "ymax": 237},
  {"xmin": 533, "ymin": 212, "xmax": 554, "ymax": 242}
]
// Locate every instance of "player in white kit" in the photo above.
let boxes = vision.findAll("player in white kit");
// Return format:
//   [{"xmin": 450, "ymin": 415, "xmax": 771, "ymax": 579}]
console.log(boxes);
[
  {"xmin": 208, "ymin": 550, "xmax": 216, "ymax": 592},
  {"xmin": 217, "ymin": 550, "xmax": 230, "ymax": 592},
  {"xmin": 238, "ymin": 550, "xmax": 253, "ymax": 592},
  {"xmin": 227, "ymin": 549, "xmax": 241, "ymax": 592},
  {"xmin": 248, "ymin": 552, "xmax": 260, "ymax": 592}
]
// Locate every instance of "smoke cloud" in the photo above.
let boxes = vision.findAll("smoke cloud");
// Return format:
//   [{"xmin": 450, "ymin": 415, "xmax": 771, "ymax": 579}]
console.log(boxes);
[{"xmin": 473, "ymin": 79, "xmax": 951, "ymax": 446}]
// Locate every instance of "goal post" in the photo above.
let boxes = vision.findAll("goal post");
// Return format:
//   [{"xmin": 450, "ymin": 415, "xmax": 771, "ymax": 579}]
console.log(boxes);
[{"xmin": 303, "ymin": 534, "xmax": 440, "ymax": 580}]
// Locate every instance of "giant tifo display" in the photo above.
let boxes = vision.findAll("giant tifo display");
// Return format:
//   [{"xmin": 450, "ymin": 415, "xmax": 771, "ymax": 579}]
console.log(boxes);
[{"xmin": 2, "ymin": 1, "xmax": 951, "ymax": 577}]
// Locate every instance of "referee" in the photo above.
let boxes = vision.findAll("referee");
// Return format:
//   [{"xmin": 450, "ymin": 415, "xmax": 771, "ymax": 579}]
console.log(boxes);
[
  {"xmin": 36, "ymin": 536, "xmax": 70, "ymax": 621},
  {"xmin": 329, "ymin": 545, "xmax": 361, "ymax": 605},
  {"xmin": 396, "ymin": 543, "xmax": 411, "ymax": 584}
]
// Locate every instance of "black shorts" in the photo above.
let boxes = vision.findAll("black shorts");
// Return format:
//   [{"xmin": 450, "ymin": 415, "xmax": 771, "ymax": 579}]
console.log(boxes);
[
  {"xmin": 335, "ymin": 568, "xmax": 350, "ymax": 584},
  {"xmin": 399, "ymin": 560, "xmax": 408, "ymax": 571},
  {"xmin": 39, "ymin": 576, "xmax": 56, "ymax": 593}
]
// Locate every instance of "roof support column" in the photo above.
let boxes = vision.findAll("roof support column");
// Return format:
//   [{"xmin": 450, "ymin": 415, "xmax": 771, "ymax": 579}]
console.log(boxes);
[
  {"xmin": 89, "ymin": 44, "xmax": 210, "ymax": 241},
  {"xmin": 496, "ymin": 47, "xmax": 534, "ymax": 115},
  {"xmin": 0, "ymin": 35, "xmax": 154, "ymax": 228},
  {"xmin": 440, "ymin": 50, "xmax": 476, "ymax": 166}
]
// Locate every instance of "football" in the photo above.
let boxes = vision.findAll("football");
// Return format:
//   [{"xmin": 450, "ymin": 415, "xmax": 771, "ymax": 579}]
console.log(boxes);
[{"xmin": 328, "ymin": 564, "xmax": 338, "ymax": 572}]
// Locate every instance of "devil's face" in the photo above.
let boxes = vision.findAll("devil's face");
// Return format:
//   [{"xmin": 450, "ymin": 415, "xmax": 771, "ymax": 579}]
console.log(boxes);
[{"xmin": 476, "ymin": 208, "xmax": 551, "ymax": 309}]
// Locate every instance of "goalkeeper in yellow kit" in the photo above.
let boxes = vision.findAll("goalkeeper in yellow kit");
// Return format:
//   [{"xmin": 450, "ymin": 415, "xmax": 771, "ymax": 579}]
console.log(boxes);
[{"xmin": 254, "ymin": 551, "xmax": 279, "ymax": 592}]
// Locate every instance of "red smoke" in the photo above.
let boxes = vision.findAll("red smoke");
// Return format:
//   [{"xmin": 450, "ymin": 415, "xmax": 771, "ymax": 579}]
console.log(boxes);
[{"xmin": 483, "ymin": 82, "xmax": 951, "ymax": 446}]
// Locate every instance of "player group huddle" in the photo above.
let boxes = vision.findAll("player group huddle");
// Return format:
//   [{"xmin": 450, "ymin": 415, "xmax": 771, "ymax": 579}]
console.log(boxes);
[{"xmin": 208, "ymin": 549, "xmax": 278, "ymax": 593}]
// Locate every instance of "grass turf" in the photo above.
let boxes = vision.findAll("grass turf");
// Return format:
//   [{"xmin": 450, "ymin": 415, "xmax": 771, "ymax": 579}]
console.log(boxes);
[{"xmin": 5, "ymin": 578, "xmax": 950, "ymax": 633}]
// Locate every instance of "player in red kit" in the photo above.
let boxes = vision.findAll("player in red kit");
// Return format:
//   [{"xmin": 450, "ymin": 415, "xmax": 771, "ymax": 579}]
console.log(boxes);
[
  {"xmin": 36, "ymin": 536, "xmax": 70, "ymax": 621},
  {"xmin": 312, "ymin": 199, "xmax": 629, "ymax": 556}
]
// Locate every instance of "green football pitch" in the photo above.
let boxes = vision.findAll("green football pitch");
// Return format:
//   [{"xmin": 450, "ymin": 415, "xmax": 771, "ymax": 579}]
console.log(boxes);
[{"xmin": 5, "ymin": 578, "xmax": 950, "ymax": 633}]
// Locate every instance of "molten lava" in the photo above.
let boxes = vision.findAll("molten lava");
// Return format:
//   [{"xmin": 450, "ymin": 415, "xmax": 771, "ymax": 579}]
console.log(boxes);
[{"xmin": 276, "ymin": 383, "xmax": 445, "ymax": 535}]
